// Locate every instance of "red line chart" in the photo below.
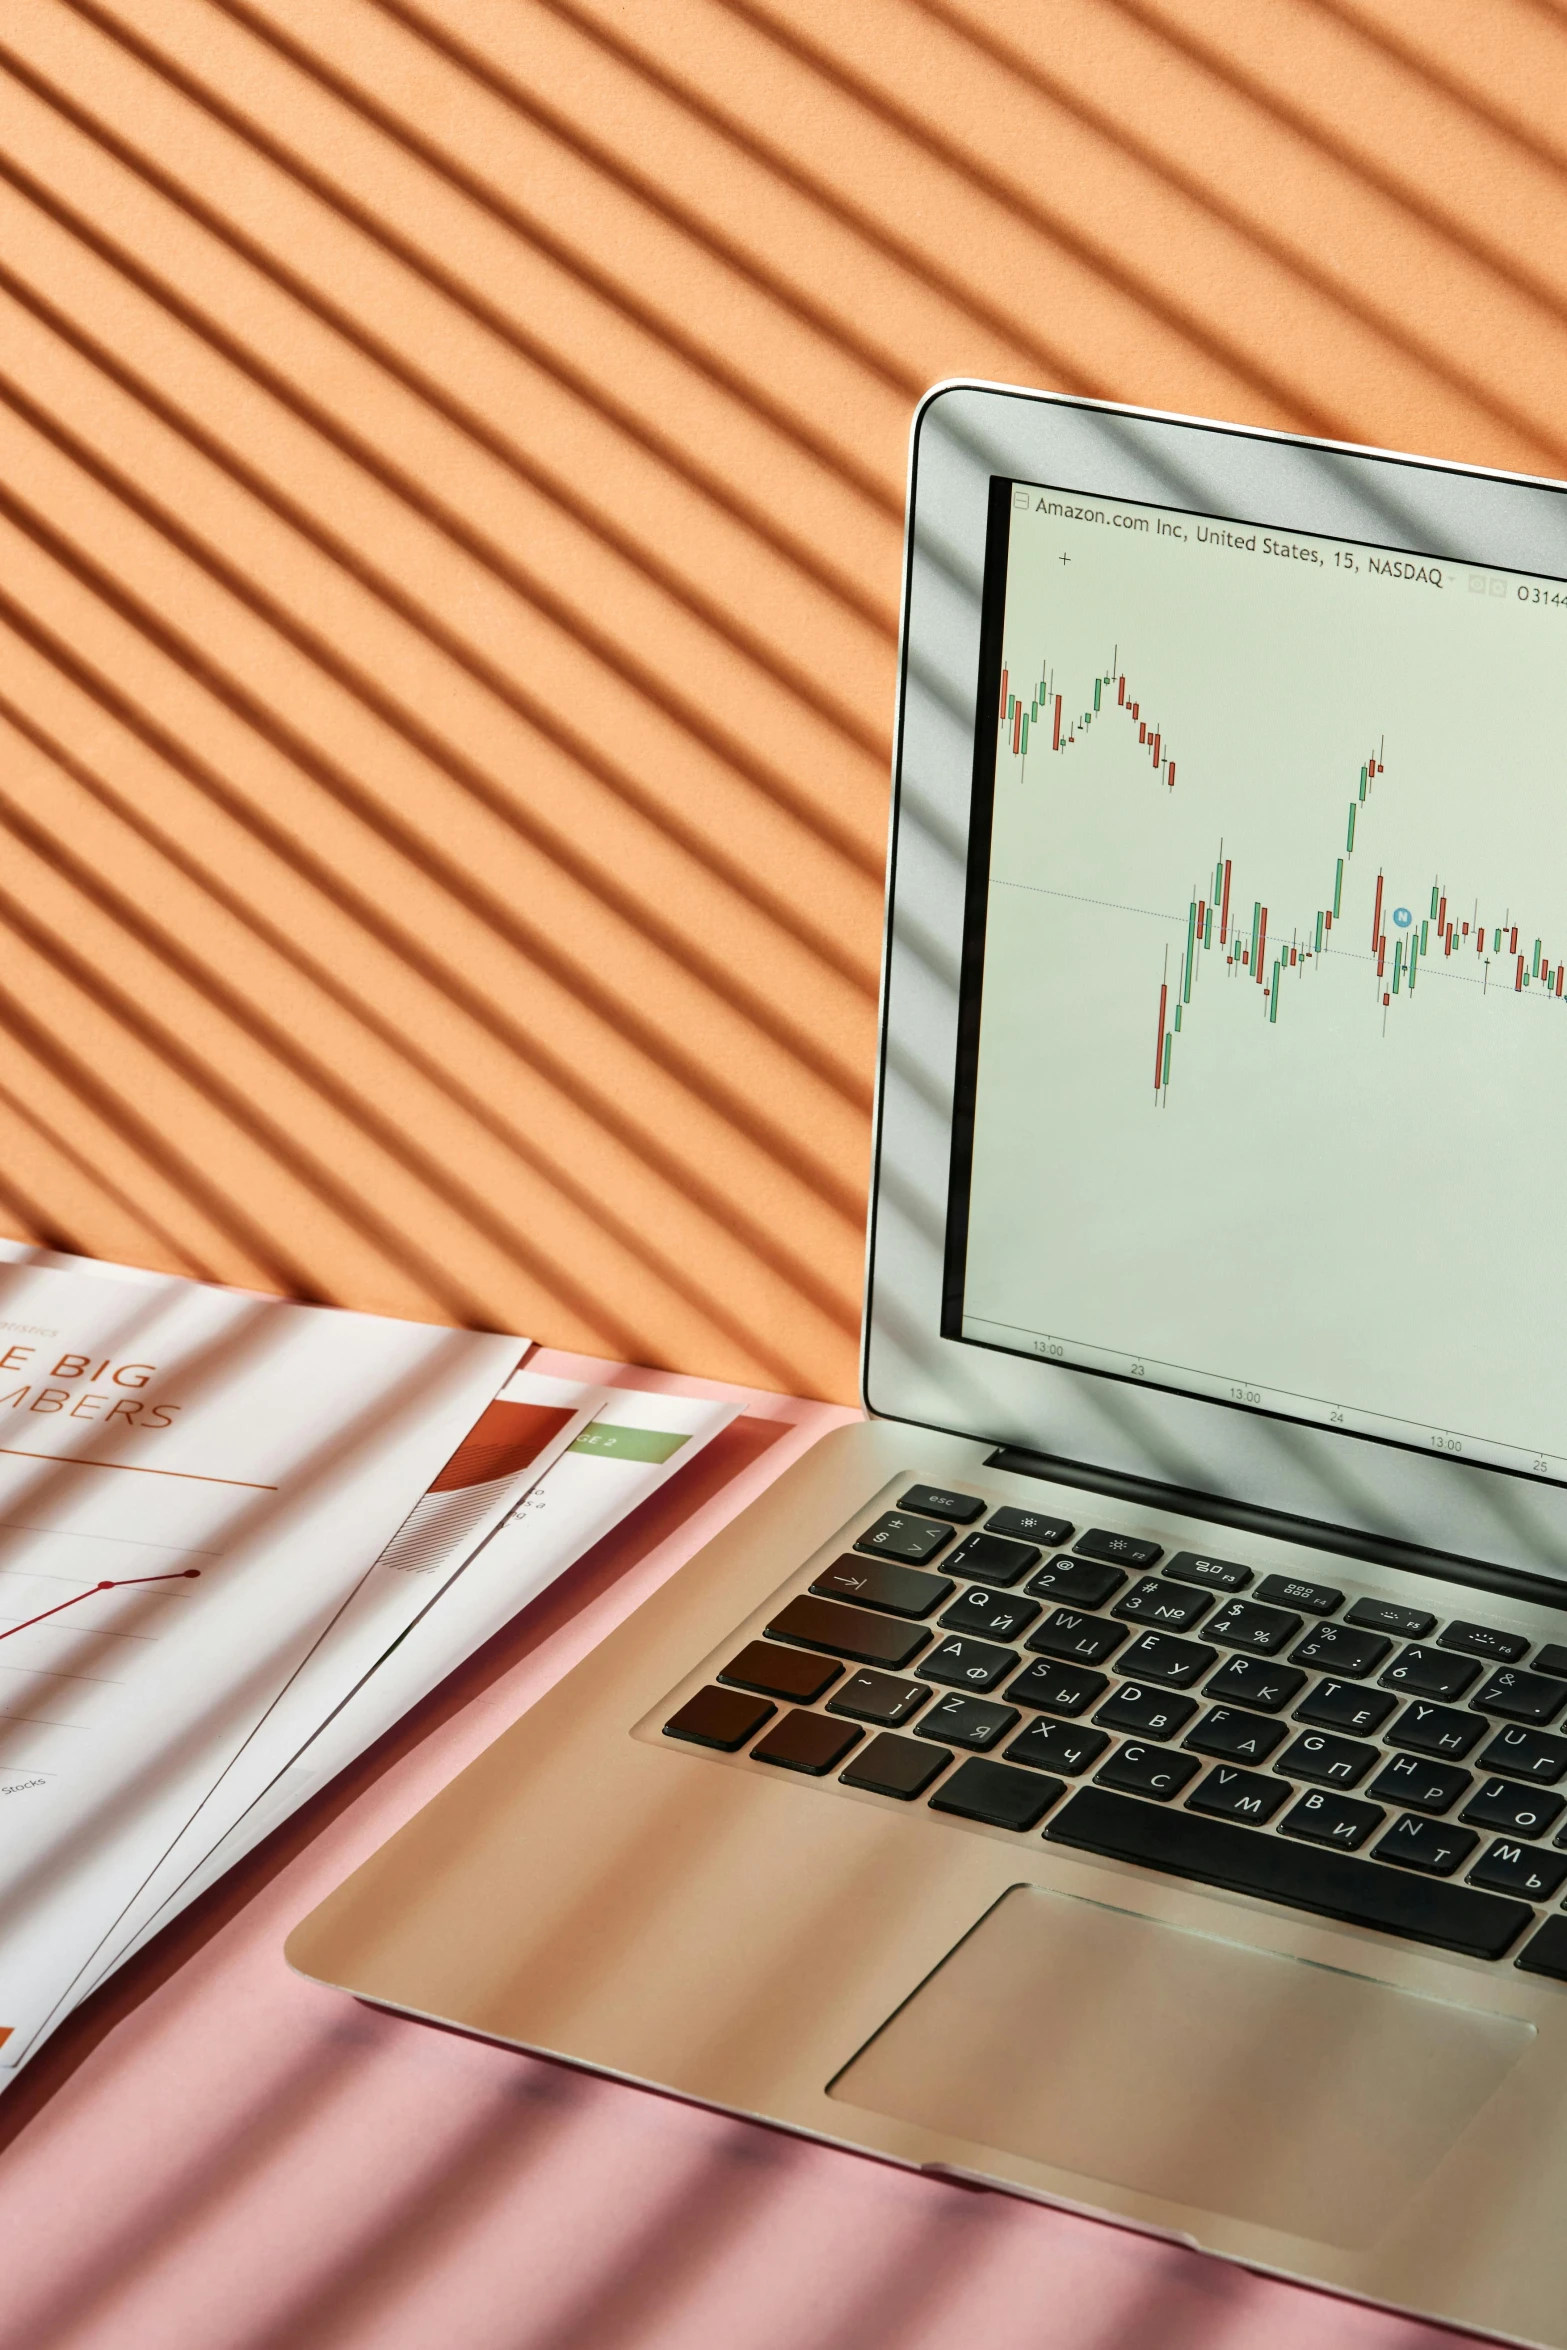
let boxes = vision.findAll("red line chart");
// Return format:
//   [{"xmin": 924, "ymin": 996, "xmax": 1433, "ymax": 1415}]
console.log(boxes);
[{"xmin": 0, "ymin": 1567, "xmax": 202, "ymax": 1643}]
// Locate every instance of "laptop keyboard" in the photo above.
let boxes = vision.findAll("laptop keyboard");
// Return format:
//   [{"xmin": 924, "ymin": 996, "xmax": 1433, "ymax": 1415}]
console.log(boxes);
[{"xmin": 659, "ymin": 1480, "xmax": 1567, "ymax": 1979}]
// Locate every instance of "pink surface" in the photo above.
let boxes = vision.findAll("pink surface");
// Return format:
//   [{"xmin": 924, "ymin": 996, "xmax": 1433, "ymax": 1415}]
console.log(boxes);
[{"xmin": 0, "ymin": 1357, "xmax": 1486, "ymax": 2350}]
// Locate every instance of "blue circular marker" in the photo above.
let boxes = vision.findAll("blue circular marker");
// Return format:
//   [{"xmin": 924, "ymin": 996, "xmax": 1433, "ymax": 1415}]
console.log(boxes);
[{"xmin": 1392, "ymin": 906, "xmax": 1413, "ymax": 928}]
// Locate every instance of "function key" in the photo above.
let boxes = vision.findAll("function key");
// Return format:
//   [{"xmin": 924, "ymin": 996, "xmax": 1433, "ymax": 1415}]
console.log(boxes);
[
  {"xmin": 1290, "ymin": 1622, "xmax": 1390, "ymax": 1678},
  {"xmin": 1024, "ymin": 1556, "xmax": 1124, "ymax": 1608},
  {"xmin": 1378, "ymin": 1646, "xmax": 1481, "ymax": 1702},
  {"xmin": 854, "ymin": 1511, "xmax": 953, "ymax": 1565},
  {"xmin": 752, "ymin": 1708, "xmax": 862, "ymax": 1777},
  {"xmin": 1075, "ymin": 1527, "xmax": 1162, "ymax": 1569},
  {"xmin": 1163, "ymin": 1549, "xmax": 1251, "ymax": 1592},
  {"xmin": 665, "ymin": 1685, "xmax": 775, "ymax": 1751},
  {"xmin": 1469, "ymin": 1840, "xmax": 1567, "ymax": 1902},
  {"xmin": 719, "ymin": 1641, "xmax": 841, "ymax": 1704},
  {"xmin": 947, "ymin": 1530, "xmax": 1041, "ymax": 1587},
  {"xmin": 1280, "ymin": 1789, "xmax": 1384, "ymax": 1851},
  {"xmin": 897, "ymin": 1484, "xmax": 985, "ymax": 1523},
  {"xmin": 929, "ymin": 1755, "xmax": 1062, "ymax": 1831},
  {"xmin": 1204, "ymin": 1598, "xmax": 1303, "ymax": 1655},
  {"xmin": 1461, "ymin": 1778, "xmax": 1565, "ymax": 1839},
  {"xmin": 1439, "ymin": 1620, "xmax": 1531, "ymax": 1665},
  {"xmin": 810, "ymin": 1557, "xmax": 954, "ymax": 1619},
  {"xmin": 767, "ymin": 1594, "xmax": 931, "ymax": 1671},
  {"xmin": 1373, "ymin": 1814, "xmax": 1479, "ymax": 1878},
  {"xmin": 1345, "ymin": 1596, "xmax": 1435, "ymax": 1640},
  {"xmin": 939, "ymin": 1586, "xmax": 1040, "ymax": 1642},
  {"xmin": 1472, "ymin": 1668, "xmax": 1566, "ymax": 1726},
  {"xmin": 1534, "ymin": 1643, "xmax": 1567, "ymax": 1681},
  {"xmin": 827, "ymin": 1669, "xmax": 928, "ymax": 1727},
  {"xmin": 1112, "ymin": 1576, "xmax": 1213, "ymax": 1632},
  {"xmin": 1256, "ymin": 1572, "xmax": 1343, "ymax": 1616},
  {"xmin": 840, "ymin": 1731, "xmax": 948, "ymax": 1801},
  {"xmin": 985, "ymin": 1505, "xmax": 1073, "ymax": 1545}
]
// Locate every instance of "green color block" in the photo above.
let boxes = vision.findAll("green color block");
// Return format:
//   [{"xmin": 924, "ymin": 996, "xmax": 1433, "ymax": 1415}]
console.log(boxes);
[{"xmin": 570, "ymin": 1423, "xmax": 690, "ymax": 1463}]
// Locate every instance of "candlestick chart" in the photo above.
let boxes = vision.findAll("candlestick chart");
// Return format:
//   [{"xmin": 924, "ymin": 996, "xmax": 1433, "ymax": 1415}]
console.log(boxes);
[{"xmin": 997, "ymin": 654, "xmax": 1567, "ymax": 1099}]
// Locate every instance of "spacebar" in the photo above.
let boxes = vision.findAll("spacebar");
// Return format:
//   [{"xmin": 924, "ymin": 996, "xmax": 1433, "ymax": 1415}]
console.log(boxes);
[{"xmin": 1046, "ymin": 1788, "xmax": 1532, "ymax": 1960}]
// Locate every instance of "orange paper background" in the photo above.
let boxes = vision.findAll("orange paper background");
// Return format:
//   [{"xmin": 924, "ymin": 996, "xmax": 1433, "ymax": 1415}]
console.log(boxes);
[{"xmin": 0, "ymin": 0, "xmax": 1561, "ymax": 1402}]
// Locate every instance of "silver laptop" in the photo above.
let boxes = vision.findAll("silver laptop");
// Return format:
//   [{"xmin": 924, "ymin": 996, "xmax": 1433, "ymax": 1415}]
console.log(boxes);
[{"xmin": 289, "ymin": 382, "xmax": 1567, "ymax": 2346}]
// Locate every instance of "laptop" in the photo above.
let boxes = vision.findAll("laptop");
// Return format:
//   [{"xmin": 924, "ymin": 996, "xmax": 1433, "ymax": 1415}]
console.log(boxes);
[{"xmin": 288, "ymin": 382, "xmax": 1567, "ymax": 2345}]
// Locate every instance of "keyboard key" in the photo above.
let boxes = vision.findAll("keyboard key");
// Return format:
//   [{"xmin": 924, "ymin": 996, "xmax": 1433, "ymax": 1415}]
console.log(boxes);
[
  {"xmin": 938, "ymin": 1586, "xmax": 1041, "ymax": 1642},
  {"xmin": 1187, "ymin": 1765, "xmax": 1289, "ymax": 1824},
  {"xmin": 1469, "ymin": 1839, "xmax": 1567, "ymax": 1901},
  {"xmin": 1114, "ymin": 1630, "xmax": 1216, "ymax": 1689},
  {"xmin": 946, "ymin": 1529, "xmax": 1042, "ymax": 1587},
  {"xmin": 827, "ymin": 1669, "xmax": 928, "ymax": 1727},
  {"xmin": 1461, "ymin": 1778, "xmax": 1565, "ymax": 1840},
  {"xmin": 1184, "ymin": 1706, "xmax": 1288, "ymax": 1763},
  {"xmin": 767, "ymin": 1596, "xmax": 932, "ymax": 1671},
  {"xmin": 1533, "ymin": 1643, "xmax": 1567, "ymax": 1681},
  {"xmin": 1006, "ymin": 1658, "xmax": 1108, "ymax": 1715},
  {"xmin": 1003, "ymin": 1718, "xmax": 1110, "ymax": 1776},
  {"xmin": 720, "ymin": 1642, "xmax": 842, "ymax": 1704},
  {"xmin": 1112, "ymin": 1576, "xmax": 1213, "ymax": 1632},
  {"xmin": 1047, "ymin": 1788, "xmax": 1531, "ymax": 1958},
  {"xmin": 841, "ymin": 1732, "xmax": 948, "ymax": 1800},
  {"xmin": 985, "ymin": 1506, "xmax": 1072, "ymax": 1546},
  {"xmin": 1347, "ymin": 1597, "xmax": 1436, "ymax": 1640},
  {"xmin": 854, "ymin": 1511, "xmax": 953, "ymax": 1565},
  {"xmin": 917, "ymin": 1692, "xmax": 1020, "ymax": 1751},
  {"xmin": 1440, "ymin": 1620, "xmax": 1530, "ymax": 1665},
  {"xmin": 1202, "ymin": 1655, "xmax": 1307, "ymax": 1713},
  {"xmin": 751, "ymin": 1708, "xmax": 862, "ymax": 1776},
  {"xmin": 1290, "ymin": 1622, "xmax": 1391, "ymax": 1677},
  {"xmin": 1516, "ymin": 1917, "xmax": 1567, "ymax": 1978},
  {"xmin": 1093, "ymin": 1682, "xmax": 1199, "ymax": 1740},
  {"xmin": 1472, "ymin": 1668, "xmax": 1566, "ymax": 1726},
  {"xmin": 1294, "ymin": 1679, "xmax": 1397, "ymax": 1735},
  {"xmin": 1095, "ymin": 1741, "xmax": 1201, "ymax": 1800},
  {"xmin": 1276, "ymin": 1730, "xmax": 1380, "ymax": 1789},
  {"xmin": 918, "ymin": 1635, "xmax": 1018, "ymax": 1692},
  {"xmin": 898, "ymin": 1484, "xmax": 985, "ymax": 1523},
  {"xmin": 1367, "ymin": 1753, "xmax": 1472, "ymax": 1814},
  {"xmin": 1203, "ymin": 1597, "xmax": 1303, "ymax": 1655},
  {"xmin": 1282, "ymin": 1789, "xmax": 1384, "ymax": 1850},
  {"xmin": 664, "ymin": 1686, "xmax": 775, "ymax": 1751},
  {"xmin": 1162, "ymin": 1549, "xmax": 1251, "ymax": 1592},
  {"xmin": 1027, "ymin": 1609, "xmax": 1128, "ymax": 1666},
  {"xmin": 1478, "ymin": 1724, "xmax": 1567, "ymax": 1785},
  {"xmin": 1256, "ymin": 1572, "xmax": 1343, "ymax": 1616},
  {"xmin": 1374, "ymin": 1814, "xmax": 1480, "ymax": 1877},
  {"xmin": 810, "ymin": 1557, "xmax": 955, "ymax": 1618},
  {"xmin": 1379, "ymin": 1646, "xmax": 1482, "ymax": 1702},
  {"xmin": 1024, "ymin": 1557, "xmax": 1125, "ymax": 1607},
  {"xmin": 1075, "ymin": 1528, "xmax": 1162, "ymax": 1569},
  {"xmin": 930, "ymin": 1756, "xmax": 1062, "ymax": 1830},
  {"xmin": 1389, "ymin": 1701, "xmax": 1488, "ymax": 1761}
]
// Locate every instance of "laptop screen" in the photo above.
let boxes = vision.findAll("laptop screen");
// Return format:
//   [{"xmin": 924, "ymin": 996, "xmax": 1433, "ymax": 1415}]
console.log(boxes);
[{"xmin": 945, "ymin": 472, "xmax": 1567, "ymax": 1490}]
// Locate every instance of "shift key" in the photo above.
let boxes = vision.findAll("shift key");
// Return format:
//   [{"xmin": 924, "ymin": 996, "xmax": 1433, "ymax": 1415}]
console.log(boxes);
[
  {"xmin": 811, "ymin": 1556, "xmax": 954, "ymax": 1618},
  {"xmin": 768, "ymin": 1594, "xmax": 933, "ymax": 1670}
]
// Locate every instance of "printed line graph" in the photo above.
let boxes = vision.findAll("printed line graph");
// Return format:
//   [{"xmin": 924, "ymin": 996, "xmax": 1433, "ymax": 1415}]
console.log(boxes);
[
  {"xmin": 999, "ymin": 655, "xmax": 1567, "ymax": 1098},
  {"xmin": 0, "ymin": 1567, "xmax": 201, "ymax": 1644}
]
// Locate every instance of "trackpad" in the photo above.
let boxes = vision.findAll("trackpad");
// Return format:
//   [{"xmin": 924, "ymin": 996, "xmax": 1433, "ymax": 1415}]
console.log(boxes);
[{"xmin": 829, "ymin": 1885, "xmax": 1531, "ymax": 2246}]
